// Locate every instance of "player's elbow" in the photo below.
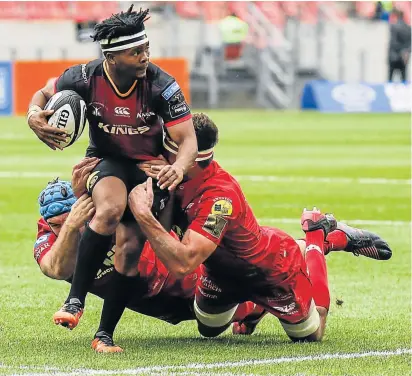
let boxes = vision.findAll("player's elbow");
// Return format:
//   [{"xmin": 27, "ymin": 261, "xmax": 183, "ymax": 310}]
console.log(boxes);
[
  {"xmin": 39, "ymin": 256, "xmax": 73, "ymax": 280},
  {"xmin": 168, "ymin": 246, "xmax": 201, "ymax": 279},
  {"xmin": 170, "ymin": 259, "xmax": 198, "ymax": 279},
  {"xmin": 170, "ymin": 264, "xmax": 194, "ymax": 279}
]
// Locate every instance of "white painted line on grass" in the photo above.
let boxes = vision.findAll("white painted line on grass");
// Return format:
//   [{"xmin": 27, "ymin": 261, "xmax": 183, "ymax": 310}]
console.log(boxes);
[
  {"xmin": 235, "ymin": 175, "xmax": 411, "ymax": 186},
  {"xmin": 5, "ymin": 348, "xmax": 411, "ymax": 376},
  {"xmin": 258, "ymin": 218, "xmax": 411, "ymax": 227}
]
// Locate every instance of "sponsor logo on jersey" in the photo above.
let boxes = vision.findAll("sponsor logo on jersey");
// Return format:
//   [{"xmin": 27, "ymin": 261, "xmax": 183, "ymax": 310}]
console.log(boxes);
[
  {"xmin": 202, "ymin": 214, "xmax": 228, "ymax": 238},
  {"xmin": 197, "ymin": 286, "xmax": 218, "ymax": 300},
  {"xmin": 34, "ymin": 244, "xmax": 50, "ymax": 261},
  {"xmin": 114, "ymin": 107, "xmax": 130, "ymax": 117},
  {"xmin": 89, "ymin": 102, "xmax": 106, "ymax": 118},
  {"xmin": 200, "ymin": 275, "xmax": 222, "ymax": 292},
  {"xmin": 267, "ymin": 293, "xmax": 294, "ymax": 303},
  {"xmin": 81, "ymin": 64, "xmax": 88, "ymax": 84},
  {"xmin": 272, "ymin": 302, "xmax": 297, "ymax": 314},
  {"xmin": 97, "ymin": 123, "xmax": 150, "ymax": 135},
  {"xmin": 136, "ymin": 111, "xmax": 155, "ymax": 119},
  {"xmin": 168, "ymin": 91, "xmax": 190, "ymax": 119},
  {"xmin": 35, "ymin": 234, "xmax": 50, "ymax": 246},
  {"xmin": 34, "ymin": 233, "xmax": 52, "ymax": 261},
  {"xmin": 211, "ymin": 199, "xmax": 233, "ymax": 216},
  {"xmin": 161, "ymin": 82, "xmax": 180, "ymax": 100},
  {"xmin": 169, "ymin": 102, "xmax": 190, "ymax": 119}
]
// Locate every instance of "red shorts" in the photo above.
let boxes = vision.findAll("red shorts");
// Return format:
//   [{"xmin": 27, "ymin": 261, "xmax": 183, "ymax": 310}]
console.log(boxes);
[{"xmin": 195, "ymin": 227, "xmax": 313, "ymax": 324}]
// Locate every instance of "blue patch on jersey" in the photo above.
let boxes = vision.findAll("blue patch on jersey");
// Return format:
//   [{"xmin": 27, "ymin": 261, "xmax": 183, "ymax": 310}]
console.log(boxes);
[{"xmin": 162, "ymin": 82, "xmax": 180, "ymax": 100}]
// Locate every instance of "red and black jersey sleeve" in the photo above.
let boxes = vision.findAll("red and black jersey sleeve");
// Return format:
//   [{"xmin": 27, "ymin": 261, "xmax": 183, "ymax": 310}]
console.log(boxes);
[
  {"xmin": 149, "ymin": 63, "xmax": 192, "ymax": 127},
  {"xmin": 188, "ymin": 191, "xmax": 240, "ymax": 245},
  {"xmin": 34, "ymin": 218, "xmax": 57, "ymax": 265}
]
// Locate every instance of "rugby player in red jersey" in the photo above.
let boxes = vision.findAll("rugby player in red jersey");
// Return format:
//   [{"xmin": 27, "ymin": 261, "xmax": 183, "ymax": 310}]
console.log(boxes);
[
  {"xmin": 34, "ymin": 172, "xmax": 261, "ymax": 352},
  {"xmin": 129, "ymin": 113, "xmax": 392, "ymax": 341},
  {"xmin": 27, "ymin": 5, "xmax": 198, "ymax": 349}
]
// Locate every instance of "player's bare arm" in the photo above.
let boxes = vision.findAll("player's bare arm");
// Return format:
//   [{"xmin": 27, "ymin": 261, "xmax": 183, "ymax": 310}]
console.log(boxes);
[
  {"xmin": 129, "ymin": 178, "xmax": 216, "ymax": 278},
  {"xmin": 157, "ymin": 120, "xmax": 198, "ymax": 191},
  {"xmin": 27, "ymin": 77, "xmax": 67, "ymax": 150},
  {"xmin": 40, "ymin": 194, "xmax": 95, "ymax": 280}
]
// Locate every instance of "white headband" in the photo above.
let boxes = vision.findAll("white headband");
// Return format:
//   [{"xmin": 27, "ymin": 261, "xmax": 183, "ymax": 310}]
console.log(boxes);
[
  {"xmin": 163, "ymin": 136, "xmax": 214, "ymax": 162},
  {"xmin": 100, "ymin": 31, "xmax": 148, "ymax": 52}
]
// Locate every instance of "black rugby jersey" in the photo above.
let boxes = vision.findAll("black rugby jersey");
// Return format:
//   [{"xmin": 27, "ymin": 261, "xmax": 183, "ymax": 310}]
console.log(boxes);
[{"xmin": 54, "ymin": 59, "xmax": 192, "ymax": 161}]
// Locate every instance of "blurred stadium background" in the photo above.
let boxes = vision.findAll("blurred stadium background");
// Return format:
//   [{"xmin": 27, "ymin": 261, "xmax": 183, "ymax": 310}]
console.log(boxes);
[
  {"xmin": 0, "ymin": 1, "xmax": 410, "ymax": 112},
  {"xmin": 0, "ymin": 1, "xmax": 410, "ymax": 375}
]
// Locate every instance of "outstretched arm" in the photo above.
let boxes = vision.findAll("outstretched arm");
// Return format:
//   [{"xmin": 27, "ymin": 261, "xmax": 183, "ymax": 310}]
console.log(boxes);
[{"xmin": 128, "ymin": 178, "xmax": 216, "ymax": 278}]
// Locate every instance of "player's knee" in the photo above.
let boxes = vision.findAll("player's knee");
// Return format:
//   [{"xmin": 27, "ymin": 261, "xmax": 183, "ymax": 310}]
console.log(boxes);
[
  {"xmin": 197, "ymin": 321, "xmax": 230, "ymax": 338},
  {"xmin": 282, "ymin": 302, "xmax": 326, "ymax": 343},
  {"xmin": 194, "ymin": 300, "xmax": 238, "ymax": 338},
  {"xmin": 94, "ymin": 204, "xmax": 125, "ymax": 230}
]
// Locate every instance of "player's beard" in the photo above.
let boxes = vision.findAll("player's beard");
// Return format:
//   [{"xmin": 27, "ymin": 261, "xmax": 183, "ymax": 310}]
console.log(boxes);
[{"xmin": 136, "ymin": 65, "xmax": 148, "ymax": 78}]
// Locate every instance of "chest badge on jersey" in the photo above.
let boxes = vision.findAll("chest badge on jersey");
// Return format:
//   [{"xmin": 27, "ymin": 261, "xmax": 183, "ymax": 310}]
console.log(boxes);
[
  {"xmin": 211, "ymin": 199, "xmax": 233, "ymax": 216},
  {"xmin": 202, "ymin": 214, "xmax": 228, "ymax": 238},
  {"xmin": 88, "ymin": 102, "xmax": 106, "ymax": 121},
  {"xmin": 114, "ymin": 106, "xmax": 131, "ymax": 117}
]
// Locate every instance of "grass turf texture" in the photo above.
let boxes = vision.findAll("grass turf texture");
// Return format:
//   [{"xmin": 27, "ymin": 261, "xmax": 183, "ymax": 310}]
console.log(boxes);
[{"xmin": 0, "ymin": 111, "xmax": 410, "ymax": 375}]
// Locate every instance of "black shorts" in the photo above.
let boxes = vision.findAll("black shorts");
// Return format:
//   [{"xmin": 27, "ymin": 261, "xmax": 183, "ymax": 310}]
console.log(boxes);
[{"xmin": 85, "ymin": 149, "xmax": 169, "ymax": 221}]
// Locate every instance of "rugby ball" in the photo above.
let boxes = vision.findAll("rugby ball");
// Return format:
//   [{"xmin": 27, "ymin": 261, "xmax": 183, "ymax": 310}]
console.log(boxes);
[{"xmin": 44, "ymin": 90, "xmax": 87, "ymax": 148}]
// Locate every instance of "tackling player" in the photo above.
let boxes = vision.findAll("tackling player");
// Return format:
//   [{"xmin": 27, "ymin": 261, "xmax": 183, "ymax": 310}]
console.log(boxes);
[
  {"xmin": 34, "ymin": 173, "xmax": 262, "ymax": 352},
  {"xmin": 27, "ymin": 5, "xmax": 198, "ymax": 349},
  {"xmin": 129, "ymin": 113, "xmax": 392, "ymax": 342}
]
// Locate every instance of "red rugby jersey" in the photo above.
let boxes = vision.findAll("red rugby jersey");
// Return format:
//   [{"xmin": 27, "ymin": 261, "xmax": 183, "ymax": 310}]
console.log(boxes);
[{"xmin": 174, "ymin": 161, "xmax": 293, "ymax": 283}]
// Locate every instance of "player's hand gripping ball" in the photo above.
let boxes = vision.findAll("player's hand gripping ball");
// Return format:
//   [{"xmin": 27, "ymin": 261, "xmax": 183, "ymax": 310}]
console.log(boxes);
[{"xmin": 44, "ymin": 90, "xmax": 87, "ymax": 148}]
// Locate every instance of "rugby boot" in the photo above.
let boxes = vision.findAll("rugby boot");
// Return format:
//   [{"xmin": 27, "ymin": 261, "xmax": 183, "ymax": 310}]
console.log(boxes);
[
  {"xmin": 91, "ymin": 331, "xmax": 123, "ymax": 353},
  {"xmin": 301, "ymin": 207, "xmax": 337, "ymax": 236},
  {"xmin": 326, "ymin": 222, "xmax": 392, "ymax": 260},
  {"xmin": 53, "ymin": 298, "xmax": 84, "ymax": 330},
  {"xmin": 232, "ymin": 309, "xmax": 267, "ymax": 335}
]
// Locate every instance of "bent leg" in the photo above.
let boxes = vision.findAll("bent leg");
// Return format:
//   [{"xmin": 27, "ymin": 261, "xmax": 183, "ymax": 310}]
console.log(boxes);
[{"xmin": 194, "ymin": 266, "xmax": 239, "ymax": 337}]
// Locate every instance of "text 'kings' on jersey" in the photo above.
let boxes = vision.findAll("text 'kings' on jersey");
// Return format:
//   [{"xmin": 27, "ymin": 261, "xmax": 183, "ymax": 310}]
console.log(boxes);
[{"xmin": 54, "ymin": 59, "xmax": 192, "ymax": 161}]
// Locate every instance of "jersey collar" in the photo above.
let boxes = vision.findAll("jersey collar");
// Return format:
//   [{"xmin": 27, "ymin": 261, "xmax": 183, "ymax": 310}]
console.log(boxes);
[{"xmin": 103, "ymin": 60, "xmax": 137, "ymax": 98}]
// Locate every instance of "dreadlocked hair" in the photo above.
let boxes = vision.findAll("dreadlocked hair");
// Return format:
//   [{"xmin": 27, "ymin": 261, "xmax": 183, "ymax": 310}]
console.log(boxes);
[{"xmin": 92, "ymin": 4, "xmax": 150, "ymax": 44}]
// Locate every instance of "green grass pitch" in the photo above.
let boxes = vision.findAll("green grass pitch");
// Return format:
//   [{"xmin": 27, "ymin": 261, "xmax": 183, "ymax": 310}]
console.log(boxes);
[{"xmin": 0, "ymin": 111, "xmax": 410, "ymax": 375}]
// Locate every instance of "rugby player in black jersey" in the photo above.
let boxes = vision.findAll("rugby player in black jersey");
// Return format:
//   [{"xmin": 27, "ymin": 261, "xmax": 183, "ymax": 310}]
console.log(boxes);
[{"xmin": 27, "ymin": 5, "xmax": 197, "ymax": 351}]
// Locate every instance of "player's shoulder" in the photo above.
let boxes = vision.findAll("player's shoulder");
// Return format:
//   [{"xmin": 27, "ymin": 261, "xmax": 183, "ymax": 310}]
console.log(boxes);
[
  {"xmin": 147, "ymin": 62, "xmax": 175, "ymax": 87},
  {"xmin": 200, "ymin": 163, "xmax": 244, "ymax": 204},
  {"xmin": 59, "ymin": 59, "xmax": 103, "ymax": 85},
  {"xmin": 147, "ymin": 62, "xmax": 180, "ymax": 96}
]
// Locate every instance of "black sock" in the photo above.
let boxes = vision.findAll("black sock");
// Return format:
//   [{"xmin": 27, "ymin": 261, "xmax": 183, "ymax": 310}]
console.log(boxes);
[
  {"xmin": 67, "ymin": 224, "xmax": 113, "ymax": 305},
  {"xmin": 97, "ymin": 269, "xmax": 147, "ymax": 337}
]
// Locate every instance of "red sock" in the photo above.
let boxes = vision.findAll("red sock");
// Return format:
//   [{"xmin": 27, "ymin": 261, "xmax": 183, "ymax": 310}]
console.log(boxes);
[
  {"xmin": 305, "ymin": 229, "xmax": 330, "ymax": 310},
  {"xmin": 233, "ymin": 302, "xmax": 265, "ymax": 322},
  {"xmin": 325, "ymin": 230, "xmax": 348, "ymax": 252},
  {"xmin": 233, "ymin": 302, "xmax": 255, "ymax": 322}
]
